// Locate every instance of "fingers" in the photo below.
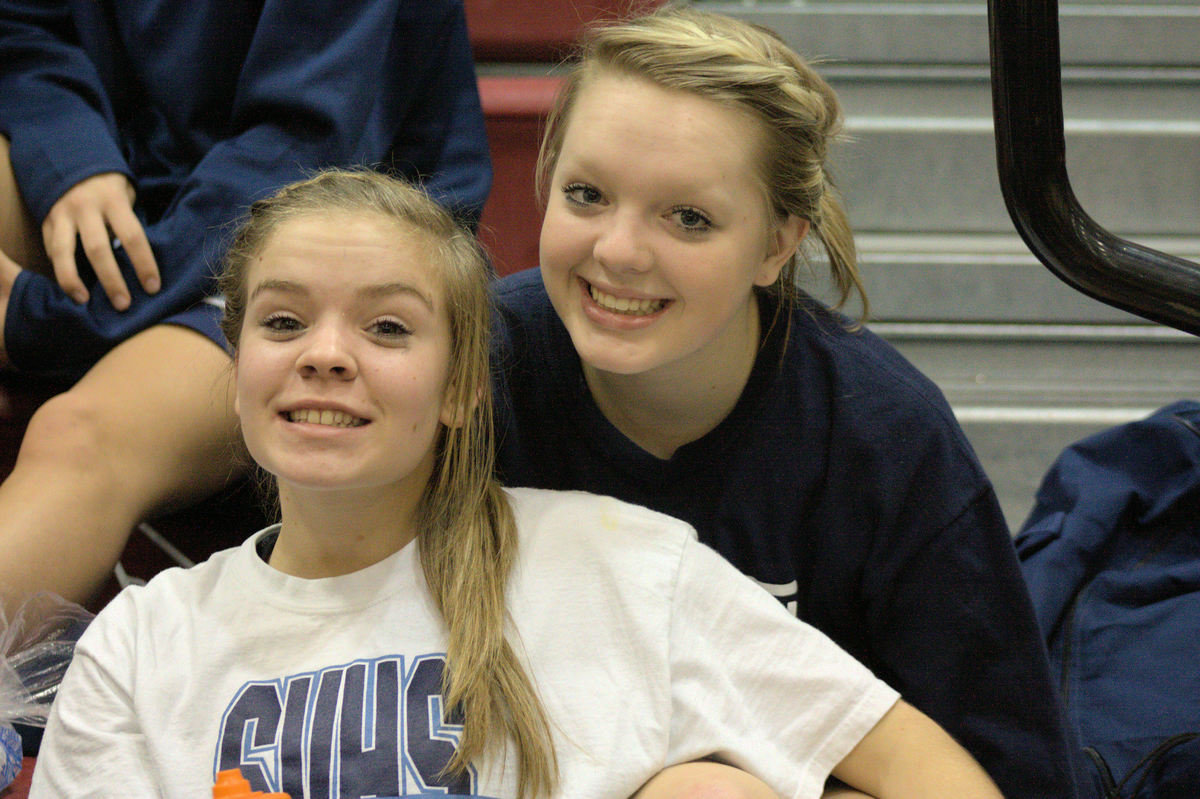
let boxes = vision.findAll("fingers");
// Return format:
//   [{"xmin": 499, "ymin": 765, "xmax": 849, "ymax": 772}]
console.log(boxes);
[
  {"xmin": 107, "ymin": 202, "xmax": 160, "ymax": 295},
  {"xmin": 40, "ymin": 172, "xmax": 159, "ymax": 311},
  {"xmin": 77, "ymin": 210, "xmax": 128, "ymax": 310},
  {"xmin": 42, "ymin": 210, "xmax": 90, "ymax": 305}
]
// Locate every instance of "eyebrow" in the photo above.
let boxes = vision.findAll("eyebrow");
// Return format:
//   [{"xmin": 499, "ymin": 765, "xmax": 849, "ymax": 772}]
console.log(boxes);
[
  {"xmin": 248, "ymin": 279, "xmax": 435, "ymax": 310},
  {"xmin": 560, "ymin": 154, "xmax": 728, "ymax": 201}
]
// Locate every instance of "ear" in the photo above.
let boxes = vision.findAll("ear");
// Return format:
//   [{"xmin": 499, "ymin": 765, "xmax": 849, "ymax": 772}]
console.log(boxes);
[
  {"xmin": 754, "ymin": 214, "xmax": 809, "ymax": 288},
  {"xmin": 439, "ymin": 385, "xmax": 482, "ymax": 429}
]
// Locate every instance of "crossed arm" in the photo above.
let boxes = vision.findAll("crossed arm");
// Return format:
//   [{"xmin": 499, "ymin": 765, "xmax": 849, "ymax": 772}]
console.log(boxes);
[
  {"xmin": 829, "ymin": 699, "xmax": 1003, "ymax": 798},
  {"xmin": 635, "ymin": 701, "xmax": 1003, "ymax": 799}
]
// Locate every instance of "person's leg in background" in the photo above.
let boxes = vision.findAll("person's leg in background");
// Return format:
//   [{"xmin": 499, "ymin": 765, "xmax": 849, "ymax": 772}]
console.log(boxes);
[
  {"xmin": 0, "ymin": 135, "xmax": 48, "ymax": 272},
  {"xmin": 0, "ymin": 325, "xmax": 242, "ymax": 606},
  {"xmin": 0, "ymin": 136, "xmax": 245, "ymax": 608}
]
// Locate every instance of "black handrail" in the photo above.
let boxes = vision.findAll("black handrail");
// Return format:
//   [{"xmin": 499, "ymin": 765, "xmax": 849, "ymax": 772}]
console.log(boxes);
[{"xmin": 988, "ymin": 0, "xmax": 1200, "ymax": 336}]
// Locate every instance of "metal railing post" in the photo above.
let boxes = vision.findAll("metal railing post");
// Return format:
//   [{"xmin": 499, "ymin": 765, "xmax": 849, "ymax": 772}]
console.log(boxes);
[{"xmin": 988, "ymin": 0, "xmax": 1200, "ymax": 335}]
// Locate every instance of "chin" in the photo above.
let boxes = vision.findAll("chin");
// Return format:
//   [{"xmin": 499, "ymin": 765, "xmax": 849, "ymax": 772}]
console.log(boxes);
[
  {"xmin": 273, "ymin": 464, "xmax": 370, "ymax": 491},
  {"xmin": 566, "ymin": 328, "xmax": 657, "ymax": 376},
  {"xmin": 277, "ymin": 475, "xmax": 351, "ymax": 492},
  {"xmin": 578, "ymin": 348, "xmax": 659, "ymax": 377}
]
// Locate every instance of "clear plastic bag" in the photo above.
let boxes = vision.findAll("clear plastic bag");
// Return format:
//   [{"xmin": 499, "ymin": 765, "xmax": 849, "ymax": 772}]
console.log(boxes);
[{"xmin": 0, "ymin": 592, "xmax": 93, "ymax": 788}]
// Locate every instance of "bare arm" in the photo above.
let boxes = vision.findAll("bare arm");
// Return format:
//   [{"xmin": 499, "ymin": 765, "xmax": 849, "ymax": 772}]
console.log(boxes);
[
  {"xmin": 833, "ymin": 700, "xmax": 1004, "ymax": 798},
  {"xmin": 630, "ymin": 764, "xmax": 881, "ymax": 799}
]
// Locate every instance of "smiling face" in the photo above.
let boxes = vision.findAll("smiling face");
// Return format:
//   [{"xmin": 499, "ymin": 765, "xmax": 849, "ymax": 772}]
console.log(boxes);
[
  {"xmin": 539, "ymin": 72, "xmax": 802, "ymax": 384},
  {"xmin": 233, "ymin": 211, "xmax": 455, "ymax": 502}
]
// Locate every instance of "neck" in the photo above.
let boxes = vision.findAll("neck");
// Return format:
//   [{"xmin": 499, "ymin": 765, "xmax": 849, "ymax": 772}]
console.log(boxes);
[
  {"xmin": 583, "ymin": 295, "xmax": 761, "ymax": 459},
  {"xmin": 269, "ymin": 481, "xmax": 425, "ymax": 579}
]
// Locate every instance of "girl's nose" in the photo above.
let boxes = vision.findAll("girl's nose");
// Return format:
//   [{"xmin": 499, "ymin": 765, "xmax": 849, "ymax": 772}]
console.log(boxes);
[
  {"xmin": 593, "ymin": 211, "xmax": 653, "ymax": 275},
  {"xmin": 297, "ymin": 323, "xmax": 357, "ymax": 380}
]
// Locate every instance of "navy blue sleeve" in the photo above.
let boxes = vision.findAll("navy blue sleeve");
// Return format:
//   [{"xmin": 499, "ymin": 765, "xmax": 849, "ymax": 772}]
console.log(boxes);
[
  {"xmin": 0, "ymin": 0, "xmax": 131, "ymax": 218},
  {"xmin": 383, "ymin": 1, "xmax": 492, "ymax": 226},
  {"xmin": 782, "ymin": 315, "xmax": 1079, "ymax": 798},
  {"xmin": 862, "ymin": 486, "xmax": 1079, "ymax": 797},
  {"xmin": 1, "ymin": 0, "xmax": 490, "ymax": 380}
]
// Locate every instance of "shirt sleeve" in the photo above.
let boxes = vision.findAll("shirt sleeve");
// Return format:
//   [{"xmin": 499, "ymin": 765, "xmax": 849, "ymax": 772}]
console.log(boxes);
[
  {"xmin": 1, "ymin": 0, "xmax": 491, "ymax": 379},
  {"xmin": 861, "ymin": 485, "xmax": 1079, "ymax": 798},
  {"xmin": 666, "ymin": 536, "xmax": 899, "ymax": 799},
  {"xmin": 0, "ymin": 0, "xmax": 132, "ymax": 220},
  {"xmin": 29, "ymin": 593, "xmax": 156, "ymax": 797}
]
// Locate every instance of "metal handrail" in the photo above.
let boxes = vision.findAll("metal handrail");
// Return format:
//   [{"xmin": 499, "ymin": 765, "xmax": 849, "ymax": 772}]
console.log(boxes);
[{"xmin": 988, "ymin": 0, "xmax": 1200, "ymax": 336}]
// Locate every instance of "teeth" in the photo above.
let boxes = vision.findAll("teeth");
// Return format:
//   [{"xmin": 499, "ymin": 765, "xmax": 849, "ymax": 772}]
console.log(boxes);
[
  {"xmin": 589, "ymin": 285, "xmax": 665, "ymax": 316},
  {"xmin": 287, "ymin": 408, "xmax": 366, "ymax": 427}
]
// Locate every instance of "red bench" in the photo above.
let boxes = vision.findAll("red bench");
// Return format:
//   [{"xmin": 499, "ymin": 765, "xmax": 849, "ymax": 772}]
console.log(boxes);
[
  {"xmin": 477, "ymin": 75, "xmax": 563, "ymax": 276},
  {"xmin": 464, "ymin": 0, "xmax": 658, "ymax": 62}
]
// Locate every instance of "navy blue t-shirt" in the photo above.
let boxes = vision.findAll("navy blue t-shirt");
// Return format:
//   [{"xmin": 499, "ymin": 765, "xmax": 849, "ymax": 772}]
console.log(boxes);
[{"xmin": 492, "ymin": 267, "xmax": 1077, "ymax": 799}]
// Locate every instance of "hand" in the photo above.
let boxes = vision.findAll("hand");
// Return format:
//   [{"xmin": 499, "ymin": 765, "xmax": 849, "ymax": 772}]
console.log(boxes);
[
  {"xmin": 41, "ymin": 172, "xmax": 159, "ymax": 311},
  {"xmin": 0, "ymin": 249, "xmax": 22, "ymax": 368}
]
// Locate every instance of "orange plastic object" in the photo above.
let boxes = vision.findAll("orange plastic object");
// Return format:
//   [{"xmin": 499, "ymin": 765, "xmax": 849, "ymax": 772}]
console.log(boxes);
[{"xmin": 212, "ymin": 768, "xmax": 290, "ymax": 798}]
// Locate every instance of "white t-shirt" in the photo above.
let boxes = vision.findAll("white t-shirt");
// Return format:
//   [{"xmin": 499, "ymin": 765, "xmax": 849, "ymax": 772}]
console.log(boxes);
[{"xmin": 32, "ymin": 487, "xmax": 898, "ymax": 799}]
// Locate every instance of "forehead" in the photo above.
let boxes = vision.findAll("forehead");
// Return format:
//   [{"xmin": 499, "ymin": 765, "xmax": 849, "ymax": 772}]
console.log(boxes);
[
  {"xmin": 559, "ymin": 72, "xmax": 767, "ymax": 188},
  {"xmin": 249, "ymin": 211, "xmax": 442, "ymax": 298}
]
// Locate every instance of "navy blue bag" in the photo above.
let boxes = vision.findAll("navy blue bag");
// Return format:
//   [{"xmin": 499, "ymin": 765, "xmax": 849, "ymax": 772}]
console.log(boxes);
[{"xmin": 1016, "ymin": 401, "xmax": 1200, "ymax": 799}]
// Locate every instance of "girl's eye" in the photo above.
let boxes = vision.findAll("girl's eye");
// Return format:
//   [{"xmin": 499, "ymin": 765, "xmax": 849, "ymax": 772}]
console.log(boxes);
[
  {"xmin": 260, "ymin": 313, "xmax": 303, "ymax": 334},
  {"xmin": 562, "ymin": 183, "xmax": 603, "ymax": 207},
  {"xmin": 671, "ymin": 206, "xmax": 712, "ymax": 232},
  {"xmin": 369, "ymin": 319, "xmax": 411, "ymax": 339}
]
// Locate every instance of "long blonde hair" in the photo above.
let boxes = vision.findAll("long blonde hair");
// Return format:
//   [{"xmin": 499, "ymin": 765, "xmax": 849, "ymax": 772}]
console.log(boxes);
[
  {"xmin": 219, "ymin": 169, "xmax": 557, "ymax": 798},
  {"xmin": 537, "ymin": 5, "xmax": 866, "ymax": 316}
]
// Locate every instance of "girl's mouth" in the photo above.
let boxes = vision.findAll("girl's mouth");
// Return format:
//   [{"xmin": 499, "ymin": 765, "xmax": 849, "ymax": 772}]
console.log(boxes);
[
  {"xmin": 586, "ymin": 282, "xmax": 667, "ymax": 316},
  {"xmin": 285, "ymin": 409, "xmax": 367, "ymax": 428}
]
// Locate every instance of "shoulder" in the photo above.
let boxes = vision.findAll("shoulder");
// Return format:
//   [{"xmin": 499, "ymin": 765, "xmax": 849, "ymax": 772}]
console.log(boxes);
[
  {"xmin": 79, "ymin": 536, "xmax": 253, "ymax": 650},
  {"xmin": 137, "ymin": 539, "xmax": 246, "ymax": 603},
  {"xmin": 787, "ymin": 299, "xmax": 955, "ymax": 423},
  {"xmin": 490, "ymin": 269, "xmax": 555, "ymax": 359},
  {"xmin": 502, "ymin": 488, "xmax": 701, "ymax": 663},
  {"xmin": 492, "ymin": 267, "xmax": 546, "ymax": 308},
  {"xmin": 489, "ymin": 267, "xmax": 549, "ymax": 321},
  {"xmin": 777, "ymin": 297, "xmax": 982, "ymax": 471},
  {"xmin": 506, "ymin": 485, "xmax": 697, "ymax": 540},
  {"xmin": 505, "ymin": 486, "xmax": 697, "ymax": 566},
  {"xmin": 749, "ymin": 296, "xmax": 1001, "ymax": 547}
]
